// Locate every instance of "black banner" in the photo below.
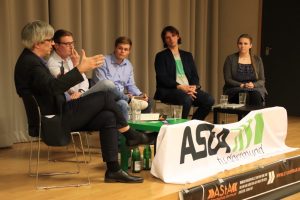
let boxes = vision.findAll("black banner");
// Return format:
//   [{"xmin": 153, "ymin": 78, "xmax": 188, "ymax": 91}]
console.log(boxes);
[{"xmin": 180, "ymin": 155, "xmax": 300, "ymax": 200}]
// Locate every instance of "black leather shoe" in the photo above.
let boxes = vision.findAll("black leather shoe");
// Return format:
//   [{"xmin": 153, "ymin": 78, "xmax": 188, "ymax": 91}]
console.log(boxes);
[
  {"xmin": 126, "ymin": 132, "xmax": 157, "ymax": 146},
  {"xmin": 105, "ymin": 169, "xmax": 144, "ymax": 183}
]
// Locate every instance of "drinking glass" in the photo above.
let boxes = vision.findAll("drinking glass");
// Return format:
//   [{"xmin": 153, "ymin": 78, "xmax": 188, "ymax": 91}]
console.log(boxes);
[
  {"xmin": 220, "ymin": 95, "xmax": 228, "ymax": 108},
  {"xmin": 127, "ymin": 105, "xmax": 132, "ymax": 121},
  {"xmin": 131, "ymin": 100, "xmax": 141, "ymax": 122},
  {"xmin": 172, "ymin": 105, "xmax": 183, "ymax": 119},
  {"xmin": 239, "ymin": 93, "xmax": 247, "ymax": 105}
]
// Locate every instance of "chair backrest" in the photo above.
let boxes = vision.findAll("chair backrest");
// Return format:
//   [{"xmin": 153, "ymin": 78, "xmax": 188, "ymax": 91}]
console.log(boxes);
[
  {"xmin": 21, "ymin": 95, "xmax": 41, "ymax": 137},
  {"xmin": 22, "ymin": 94, "xmax": 71, "ymax": 146}
]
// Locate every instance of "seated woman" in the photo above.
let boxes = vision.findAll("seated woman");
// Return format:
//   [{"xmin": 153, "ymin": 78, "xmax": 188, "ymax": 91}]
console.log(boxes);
[
  {"xmin": 223, "ymin": 34, "xmax": 267, "ymax": 106},
  {"xmin": 154, "ymin": 26, "xmax": 214, "ymax": 120}
]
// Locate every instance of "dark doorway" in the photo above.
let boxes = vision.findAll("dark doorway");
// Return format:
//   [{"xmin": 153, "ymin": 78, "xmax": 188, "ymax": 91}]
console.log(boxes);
[{"xmin": 261, "ymin": 0, "xmax": 300, "ymax": 116}]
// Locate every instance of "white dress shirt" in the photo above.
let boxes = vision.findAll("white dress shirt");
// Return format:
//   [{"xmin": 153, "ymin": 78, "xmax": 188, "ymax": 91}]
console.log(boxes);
[{"xmin": 47, "ymin": 51, "xmax": 89, "ymax": 94}]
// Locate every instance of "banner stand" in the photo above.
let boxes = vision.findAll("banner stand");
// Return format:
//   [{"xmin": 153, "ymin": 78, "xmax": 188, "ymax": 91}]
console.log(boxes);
[{"xmin": 180, "ymin": 155, "xmax": 300, "ymax": 200}]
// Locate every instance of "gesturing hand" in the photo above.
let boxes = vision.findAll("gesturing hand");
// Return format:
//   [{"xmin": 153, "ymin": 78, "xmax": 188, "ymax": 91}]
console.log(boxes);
[
  {"xmin": 70, "ymin": 92, "xmax": 82, "ymax": 100},
  {"xmin": 140, "ymin": 93, "xmax": 149, "ymax": 101},
  {"xmin": 76, "ymin": 49, "xmax": 105, "ymax": 73},
  {"xmin": 70, "ymin": 48, "xmax": 80, "ymax": 67}
]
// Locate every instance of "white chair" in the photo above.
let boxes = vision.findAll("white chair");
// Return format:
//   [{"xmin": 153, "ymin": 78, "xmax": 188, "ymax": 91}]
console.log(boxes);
[{"xmin": 22, "ymin": 95, "xmax": 90, "ymax": 189}]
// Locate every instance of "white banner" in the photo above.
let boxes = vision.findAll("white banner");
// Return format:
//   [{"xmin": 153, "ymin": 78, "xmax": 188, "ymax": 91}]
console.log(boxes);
[{"xmin": 151, "ymin": 107, "xmax": 297, "ymax": 184}]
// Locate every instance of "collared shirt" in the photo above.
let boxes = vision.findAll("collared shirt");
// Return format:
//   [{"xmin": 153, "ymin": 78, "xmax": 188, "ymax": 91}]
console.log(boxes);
[
  {"xmin": 39, "ymin": 57, "xmax": 48, "ymax": 67},
  {"xmin": 47, "ymin": 51, "xmax": 89, "ymax": 94},
  {"xmin": 92, "ymin": 53, "xmax": 142, "ymax": 96}
]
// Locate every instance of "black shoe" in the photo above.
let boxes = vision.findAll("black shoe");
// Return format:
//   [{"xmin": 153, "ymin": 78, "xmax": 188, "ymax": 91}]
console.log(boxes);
[
  {"xmin": 126, "ymin": 132, "xmax": 157, "ymax": 146},
  {"xmin": 104, "ymin": 169, "xmax": 144, "ymax": 183}
]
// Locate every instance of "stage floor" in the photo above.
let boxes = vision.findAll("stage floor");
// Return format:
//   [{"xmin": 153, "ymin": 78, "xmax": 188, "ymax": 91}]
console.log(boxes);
[{"xmin": 0, "ymin": 113, "xmax": 299, "ymax": 200}]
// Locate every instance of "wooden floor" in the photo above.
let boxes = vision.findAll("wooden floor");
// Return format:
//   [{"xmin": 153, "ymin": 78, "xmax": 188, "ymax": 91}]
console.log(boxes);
[{"xmin": 0, "ymin": 113, "xmax": 299, "ymax": 200}]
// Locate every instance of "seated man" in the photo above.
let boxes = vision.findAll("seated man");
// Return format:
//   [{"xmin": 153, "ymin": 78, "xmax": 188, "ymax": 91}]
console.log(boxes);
[
  {"xmin": 92, "ymin": 36, "xmax": 152, "ymax": 116},
  {"xmin": 47, "ymin": 29, "xmax": 130, "ymax": 119},
  {"xmin": 14, "ymin": 20, "xmax": 154, "ymax": 183}
]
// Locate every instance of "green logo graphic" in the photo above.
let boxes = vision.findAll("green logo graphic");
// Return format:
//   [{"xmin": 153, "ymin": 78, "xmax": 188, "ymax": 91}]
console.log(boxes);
[{"xmin": 231, "ymin": 113, "xmax": 264, "ymax": 152}]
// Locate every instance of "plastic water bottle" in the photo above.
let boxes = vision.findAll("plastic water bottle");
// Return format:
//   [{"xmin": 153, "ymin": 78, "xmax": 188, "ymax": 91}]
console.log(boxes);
[
  {"xmin": 132, "ymin": 147, "xmax": 142, "ymax": 173},
  {"xmin": 143, "ymin": 145, "xmax": 152, "ymax": 170}
]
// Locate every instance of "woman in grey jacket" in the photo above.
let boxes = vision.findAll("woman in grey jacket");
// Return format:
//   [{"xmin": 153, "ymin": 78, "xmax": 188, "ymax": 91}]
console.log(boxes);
[{"xmin": 223, "ymin": 34, "xmax": 267, "ymax": 106}]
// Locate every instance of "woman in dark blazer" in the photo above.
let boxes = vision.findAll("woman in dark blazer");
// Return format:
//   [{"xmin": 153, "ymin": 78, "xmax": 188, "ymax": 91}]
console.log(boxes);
[
  {"xmin": 223, "ymin": 34, "xmax": 267, "ymax": 106},
  {"xmin": 154, "ymin": 26, "xmax": 214, "ymax": 120}
]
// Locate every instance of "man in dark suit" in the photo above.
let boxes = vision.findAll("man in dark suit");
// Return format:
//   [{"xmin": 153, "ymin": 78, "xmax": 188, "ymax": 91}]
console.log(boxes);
[
  {"xmin": 154, "ymin": 26, "xmax": 214, "ymax": 120},
  {"xmin": 14, "ymin": 20, "xmax": 153, "ymax": 183}
]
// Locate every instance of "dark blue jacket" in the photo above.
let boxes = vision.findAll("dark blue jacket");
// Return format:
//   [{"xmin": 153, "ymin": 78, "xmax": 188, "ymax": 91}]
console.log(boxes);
[
  {"xmin": 14, "ymin": 48, "xmax": 83, "ymax": 115},
  {"xmin": 14, "ymin": 48, "xmax": 83, "ymax": 146},
  {"xmin": 154, "ymin": 48, "xmax": 200, "ymax": 100}
]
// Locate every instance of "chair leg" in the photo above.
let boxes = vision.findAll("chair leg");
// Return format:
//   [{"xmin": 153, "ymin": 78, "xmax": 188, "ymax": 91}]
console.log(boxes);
[
  {"xmin": 47, "ymin": 132, "xmax": 92, "ymax": 163},
  {"xmin": 28, "ymin": 137, "xmax": 34, "ymax": 176},
  {"xmin": 70, "ymin": 133, "xmax": 81, "ymax": 173},
  {"xmin": 29, "ymin": 135, "xmax": 90, "ymax": 189},
  {"xmin": 83, "ymin": 132, "xmax": 92, "ymax": 163},
  {"xmin": 35, "ymin": 136, "xmax": 41, "ymax": 189},
  {"xmin": 84, "ymin": 132, "xmax": 102, "ymax": 156}
]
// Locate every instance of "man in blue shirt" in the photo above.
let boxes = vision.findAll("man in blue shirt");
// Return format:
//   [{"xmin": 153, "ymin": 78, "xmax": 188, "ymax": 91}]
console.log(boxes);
[{"xmin": 92, "ymin": 36, "xmax": 152, "ymax": 114}]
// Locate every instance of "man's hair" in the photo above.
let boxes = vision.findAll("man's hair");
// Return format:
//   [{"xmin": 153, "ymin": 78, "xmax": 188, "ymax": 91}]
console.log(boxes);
[
  {"xmin": 21, "ymin": 20, "xmax": 54, "ymax": 49},
  {"xmin": 115, "ymin": 36, "xmax": 132, "ymax": 47},
  {"xmin": 53, "ymin": 29, "xmax": 73, "ymax": 44},
  {"xmin": 161, "ymin": 25, "xmax": 182, "ymax": 48}
]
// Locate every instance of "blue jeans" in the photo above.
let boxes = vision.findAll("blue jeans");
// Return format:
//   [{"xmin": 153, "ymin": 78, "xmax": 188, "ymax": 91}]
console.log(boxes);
[{"xmin": 81, "ymin": 80, "xmax": 130, "ymax": 119}]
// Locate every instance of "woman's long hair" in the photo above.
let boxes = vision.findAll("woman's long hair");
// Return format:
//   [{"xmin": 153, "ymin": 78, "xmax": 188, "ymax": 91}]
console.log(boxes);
[{"xmin": 237, "ymin": 34, "xmax": 258, "ymax": 79}]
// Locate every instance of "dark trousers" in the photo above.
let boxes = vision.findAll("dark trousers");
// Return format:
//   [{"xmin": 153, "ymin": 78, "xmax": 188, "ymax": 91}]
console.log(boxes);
[
  {"xmin": 159, "ymin": 88, "xmax": 215, "ymax": 120},
  {"xmin": 141, "ymin": 97, "xmax": 153, "ymax": 113},
  {"xmin": 229, "ymin": 90, "xmax": 264, "ymax": 106},
  {"xmin": 63, "ymin": 91, "xmax": 127, "ymax": 162}
]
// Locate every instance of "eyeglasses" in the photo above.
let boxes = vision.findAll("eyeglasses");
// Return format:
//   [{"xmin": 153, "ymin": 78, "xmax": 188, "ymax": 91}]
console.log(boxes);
[
  {"xmin": 58, "ymin": 41, "xmax": 75, "ymax": 46},
  {"xmin": 43, "ymin": 38, "xmax": 54, "ymax": 43}
]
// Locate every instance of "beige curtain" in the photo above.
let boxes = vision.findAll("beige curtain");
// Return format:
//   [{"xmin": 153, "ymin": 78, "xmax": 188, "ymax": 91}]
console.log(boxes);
[
  {"xmin": 0, "ymin": 0, "xmax": 50, "ymax": 147},
  {"xmin": 2, "ymin": 0, "xmax": 259, "ymax": 147}
]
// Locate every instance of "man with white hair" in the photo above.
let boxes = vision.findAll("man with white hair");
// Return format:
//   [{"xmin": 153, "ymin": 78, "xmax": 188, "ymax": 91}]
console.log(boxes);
[{"xmin": 14, "ymin": 20, "xmax": 154, "ymax": 183}]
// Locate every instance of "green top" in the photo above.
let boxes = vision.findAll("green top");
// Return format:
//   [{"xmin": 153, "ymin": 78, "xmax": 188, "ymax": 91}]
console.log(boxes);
[
  {"xmin": 128, "ymin": 118, "xmax": 189, "ymax": 132},
  {"xmin": 174, "ymin": 54, "xmax": 189, "ymax": 85}
]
